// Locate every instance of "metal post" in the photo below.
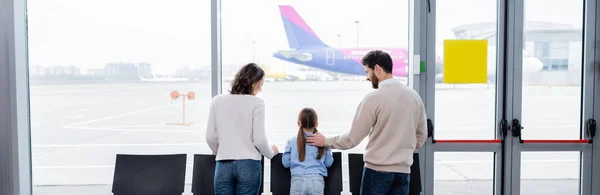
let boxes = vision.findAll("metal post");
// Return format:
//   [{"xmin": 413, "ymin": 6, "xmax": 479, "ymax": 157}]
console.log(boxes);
[
  {"xmin": 211, "ymin": 0, "xmax": 222, "ymax": 97},
  {"xmin": 355, "ymin": 20, "xmax": 360, "ymax": 47},
  {"xmin": 0, "ymin": 0, "xmax": 32, "ymax": 194}
]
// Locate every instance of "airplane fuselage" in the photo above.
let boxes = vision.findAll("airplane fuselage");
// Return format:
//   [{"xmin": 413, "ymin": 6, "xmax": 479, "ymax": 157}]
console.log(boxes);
[{"xmin": 273, "ymin": 47, "xmax": 409, "ymax": 77}]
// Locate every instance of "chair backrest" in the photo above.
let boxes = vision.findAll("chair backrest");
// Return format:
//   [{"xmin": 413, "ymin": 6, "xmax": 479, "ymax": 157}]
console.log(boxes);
[
  {"xmin": 270, "ymin": 152, "xmax": 343, "ymax": 195},
  {"xmin": 410, "ymin": 153, "xmax": 422, "ymax": 195},
  {"xmin": 347, "ymin": 153, "xmax": 364, "ymax": 195},
  {"xmin": 271, "ymin": 154, "xmax": 291, "ymax": 195},
  {"xmin": 348, "ymin": 153, "xmax": 422, "ymax": 195},
  {"xmin": 260, "ymin": 156, "xmax": 265, "ymax": 193},
  {"xmin": 112, "ymin": 154, "xmax": 186, "ymax": 195},
  {"xmin": 270, "ymin": 154, "xmax": 290, "ymax": 195},
  {"xmin": 191, "ymin": 154, "xmax": 264, "ymax": 195},
  {"xmin": 191, "ymin": 154, "xmax": 216, "ymax": 195},
  {"xmin": 324, "ymin": 152, "xmax": 343, "ymax": 195}
]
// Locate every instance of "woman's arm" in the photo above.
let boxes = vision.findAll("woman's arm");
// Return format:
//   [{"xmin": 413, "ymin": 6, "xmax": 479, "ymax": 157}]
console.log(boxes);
[
  {"xmin": 205, "ymin": 101, "xmax": 218, "ymax": 155},
  {"xmin": 252, "ymin": 99, "xmax": 276, "ymax": 159}
]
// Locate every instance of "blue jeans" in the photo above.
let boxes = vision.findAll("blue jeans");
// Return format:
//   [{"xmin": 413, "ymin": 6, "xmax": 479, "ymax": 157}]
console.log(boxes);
[
  {"xmin": 214, "ymin": 159, "xmax": 262, "ymax": 195},
  {"xmin": 290, "ymin": 174, "xmax": 324, "ymax": 195},
  {"xmin": 360, "ymin": 167, "xmax": 410, "ymax": 195}
]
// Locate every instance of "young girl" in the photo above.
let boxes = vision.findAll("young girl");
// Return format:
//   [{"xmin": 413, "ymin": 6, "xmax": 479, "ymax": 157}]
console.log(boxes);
[{"xmin": 282, "ymin": 108, "xmax": 334, "ymax": 195}]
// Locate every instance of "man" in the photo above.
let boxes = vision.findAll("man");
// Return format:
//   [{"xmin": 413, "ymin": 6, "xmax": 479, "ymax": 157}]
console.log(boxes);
[{"xmin": 307, "ymin": 50, "xmax": 428, "ymax": 195}]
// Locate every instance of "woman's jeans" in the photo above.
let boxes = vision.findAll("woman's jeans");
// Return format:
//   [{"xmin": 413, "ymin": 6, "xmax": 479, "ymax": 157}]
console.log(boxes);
[
  {"xmin": 290, "ymin": 174, "xmax": 325, "ymax": 195},
  {"xmin": 214, "ymin": 159, "xmax": 261, "ymax": 195}
]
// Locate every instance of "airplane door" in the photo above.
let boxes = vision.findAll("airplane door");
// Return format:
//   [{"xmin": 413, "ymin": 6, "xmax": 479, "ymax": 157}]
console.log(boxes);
[{"xmin": 326, "ymin": 49, "xmax": 335, "ymax": 65}]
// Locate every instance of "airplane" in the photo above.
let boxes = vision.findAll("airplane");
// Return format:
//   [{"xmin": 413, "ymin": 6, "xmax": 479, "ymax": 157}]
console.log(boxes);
[
  {"xmin": 256, "ymin": 61, "xmax": 305, "ymax": 81},
  {"xmin": 272, "ymin": 5, "xmax": 544, "ymax": 83},
  {"xmin": 222, "ymin": 61, "xmax": 305, "ymax": 82}
]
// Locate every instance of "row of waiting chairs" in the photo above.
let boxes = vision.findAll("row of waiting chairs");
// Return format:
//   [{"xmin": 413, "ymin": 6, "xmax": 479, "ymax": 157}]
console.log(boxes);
[{"xmin": 111, "ymin": 152, "xmax": 419, "ymax": 195}]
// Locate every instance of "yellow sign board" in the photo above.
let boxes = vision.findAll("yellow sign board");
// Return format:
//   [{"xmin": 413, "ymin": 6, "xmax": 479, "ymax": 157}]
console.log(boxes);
[{"xmin": 443, "ymin": 40, "xmax": 488, "ymax": 84}]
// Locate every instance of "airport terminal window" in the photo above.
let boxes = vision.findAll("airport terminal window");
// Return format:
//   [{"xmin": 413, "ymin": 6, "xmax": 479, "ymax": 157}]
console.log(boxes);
[
  {"xmin": 520, "ymin": 0, "xmax": 584, "ymax": 191},
  {"xmin": 434, "ymin": 1, "xmax": 499, "ymax": 192},
  {"xmin": 536, "ymin": 41, "xmax": 570, "ymax": 71},
  {"xmin": 27, "ymin": 0, "xmax": 211, "ymax": 193},
  {"xmin": 522, "ymin": 0, "xmax": 583, "ymax": 140},
  {"xmin": 435, "ymin": 0, "xmax": 498, "ymax": 140},
  {"xmin": 434, "ymin": 152, "xmax": 495, "ymax": 195},
  {"xmin": 222, "ymin": 0, "xmax": 409, "ymax": 189}
]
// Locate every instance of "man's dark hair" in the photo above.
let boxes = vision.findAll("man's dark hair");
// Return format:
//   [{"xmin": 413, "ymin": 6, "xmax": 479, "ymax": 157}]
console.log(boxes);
[
  {"xmin": 230, "ymin": 63, "xmax": 265, "ymax": 95},
  {"xmin": 361, "ymin": 50, "xmax": 393, "ymax": 73}
]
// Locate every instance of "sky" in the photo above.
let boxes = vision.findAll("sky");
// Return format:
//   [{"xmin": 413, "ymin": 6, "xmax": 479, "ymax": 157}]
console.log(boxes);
[{"xmin": 26, "ymin": 0, "xmax": 583, "ymax": 74}]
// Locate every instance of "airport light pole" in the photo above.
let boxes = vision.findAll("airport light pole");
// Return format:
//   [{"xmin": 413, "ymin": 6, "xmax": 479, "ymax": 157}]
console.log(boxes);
[
  {"xmin": 354, "ymin": 20, "xmax": 360, "ymax": 47},
  {"xmin": 252, "ymin": 41, "xmax": 256, "ymax": 62},
  {"xmin": 337, "ymin": 34, "xmax": 341, "ymax": 47}
]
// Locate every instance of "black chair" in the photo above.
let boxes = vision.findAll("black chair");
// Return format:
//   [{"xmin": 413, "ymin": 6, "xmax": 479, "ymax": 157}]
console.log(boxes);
[
  {"xmin": 270, "ymin": 154, "xmax": 291, "ymax": 195},
  {"xmin": 347, "ymin": 153, "xmax": 422, "ymax": 195},
  {"xmin": 111, "ymin": 154, "xmax": 187, "ymax": 195},
  {"xmin": 191, "ymin": 154, "xmax": 264, "ymax": 195},
  {"xmin": 411, "ymin": 153, "xmax": 422, "ymax": 194},
  {"xmin": 348, "ymin": 153, "xmax": 364, "ymax": 195},
  {"xmin": 191, "ymin": 154, "xmax": 216, "ymax": 195},
  {"xmin": 324, "ymin": 152, "xmax": 343, "ymax": 195},
  {"xmin": 270, "ymin": 152, "xmax": 343, "ymax": 195}
]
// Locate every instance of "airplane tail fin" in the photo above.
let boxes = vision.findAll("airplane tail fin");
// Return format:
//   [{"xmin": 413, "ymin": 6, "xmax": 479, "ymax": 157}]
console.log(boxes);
[{"xmin": 279, "ymin": 5, "xmax": 327, "ymax": 49}]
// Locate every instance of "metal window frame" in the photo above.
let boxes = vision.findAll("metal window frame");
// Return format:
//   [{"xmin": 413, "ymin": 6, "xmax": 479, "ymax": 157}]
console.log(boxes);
[
  {"xmin": 506, "ymin": 0, "xmax": 524, "ymax": 194},
  {"xmin": 211, "ymin": 0, "xmax": 222, "ymax": 97},
  {"xmin": 508, "ymin": 0, "xmax": 595, "ymax": 195},
  {"xmin": 581, "ymin": 0, "xmax": 597, "ymax": 194},
  {"xmin": 423, "ymin": 0, "xmax": 436, "ymax": 194},
  {"xmin": 1, "ymin": 0, "xmax": 32, "ymax": 194},
  {"xmin": 422, "ymin": 0, "xmax": 507, "ymax": 194},
  {"xmin": 592, "ymin": 0, "xmax": 600, "ymax": 194}
]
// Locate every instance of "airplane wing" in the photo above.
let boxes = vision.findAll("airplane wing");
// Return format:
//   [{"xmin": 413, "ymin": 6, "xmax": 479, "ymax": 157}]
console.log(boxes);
[{"xmin": 276, "ymin": 50, "xmax": 313, "ymax": 62}]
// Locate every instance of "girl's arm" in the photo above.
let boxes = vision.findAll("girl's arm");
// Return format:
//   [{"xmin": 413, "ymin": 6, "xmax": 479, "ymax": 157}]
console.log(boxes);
[
  {"xmin": 282, "ymin": 139, "xmax": 293, "ymax": 168},
  {"xmin": 324, "ymin": 147, "xmax": 334, "ymax": 168}
]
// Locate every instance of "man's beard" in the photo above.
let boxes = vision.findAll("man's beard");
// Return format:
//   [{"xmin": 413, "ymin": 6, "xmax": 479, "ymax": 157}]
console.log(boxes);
[{"xmin": 370, "ymin": 75, "xmax": 379, "ymax": 89}]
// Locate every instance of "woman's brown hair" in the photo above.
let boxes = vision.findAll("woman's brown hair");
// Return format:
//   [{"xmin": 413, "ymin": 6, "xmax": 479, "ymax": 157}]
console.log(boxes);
[
  {"xmin": 230, "ymin": 63, "xmax": 265, "ymax": 95},
  {"xmin": 297, "ymin": 108, "xmax": 326, "ymax": 162}
]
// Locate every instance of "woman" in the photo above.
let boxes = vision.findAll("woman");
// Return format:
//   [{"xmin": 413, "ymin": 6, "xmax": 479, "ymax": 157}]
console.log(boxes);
[{"xmin": 205, "ymin": 62, "xmax": 279, "ymax": 195}]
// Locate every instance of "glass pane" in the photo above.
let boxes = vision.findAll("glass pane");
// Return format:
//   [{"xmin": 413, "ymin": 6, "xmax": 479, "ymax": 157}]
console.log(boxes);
[
  {"xmin": 27, "ymin": 0, "xmax": 211, "ymax": 193},
  {"xmin": 521, "ymin": 0, "xmax": 583, "ymax": 140},
  {"xmin": 435, "ymin": 0, "xmax": 498, "ymax": 139},
  {"xmin": 435, "ymin": 152, "xmax": 495, "ymax": 195},
  {"xmin": 221, "ymin": 0, "xmax": 409, "ymax": 190},
  {"xmin": 521, "ymin": 152, "xmax": 580, "ymax": 195}
]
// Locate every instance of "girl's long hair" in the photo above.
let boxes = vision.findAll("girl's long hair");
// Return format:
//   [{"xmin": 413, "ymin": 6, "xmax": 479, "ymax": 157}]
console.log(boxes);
[{"xmin": 297, "ymin": 108, "xmax": 325, "ymax": 162}]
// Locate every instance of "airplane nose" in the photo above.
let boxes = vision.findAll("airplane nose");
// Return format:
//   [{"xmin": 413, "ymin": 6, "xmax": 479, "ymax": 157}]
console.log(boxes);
[{"xmin": 524, "ymin": 58, "xmax": 544, "ymax": 72}]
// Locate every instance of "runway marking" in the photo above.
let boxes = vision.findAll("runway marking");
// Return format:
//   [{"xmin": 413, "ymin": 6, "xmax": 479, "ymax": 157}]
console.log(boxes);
[
  {"xmin": 64, "ymin": 125, "xmax": 347, "ymax": 133},
  {"xmin": 62, "ymin": 103, "xmax": 184, "ymax": 128},
  {"xmin": 63, "ymin": 126, "xmax": 198, "ymax": 132}
]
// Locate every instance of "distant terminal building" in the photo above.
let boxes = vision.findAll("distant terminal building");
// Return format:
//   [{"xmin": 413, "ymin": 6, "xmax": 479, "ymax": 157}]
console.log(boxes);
[
  {"xmin": 104, "ymin": 63, "xmax": 140, "ymax": 81},
  {"xmin": 452, "ymin": 21, "xmax": 582, "ymax": 85},
  {"xmin": 137, "ymin": 62, "xmax": 153, "ymax": 78}
]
